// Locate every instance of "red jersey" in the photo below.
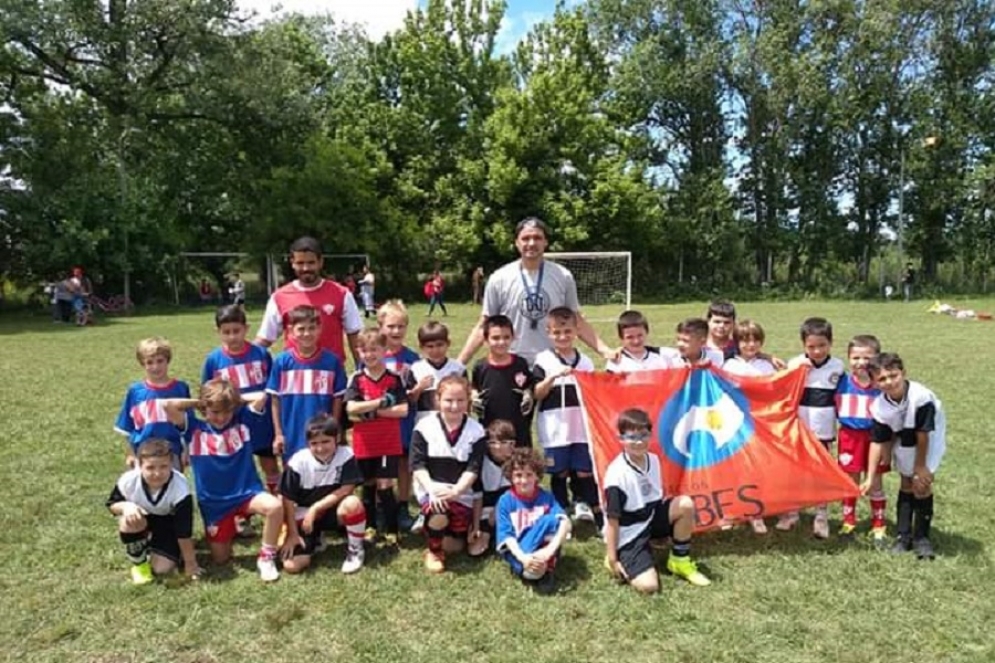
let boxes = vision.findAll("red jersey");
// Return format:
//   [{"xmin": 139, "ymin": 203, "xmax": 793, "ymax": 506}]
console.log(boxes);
[
  {"xmin": 344, "ymin": 369, "xmax": 408, "ymax": 459},
  {"xmin": 258, "ymin": 279, "xmax": 362, "ymax": 366}
]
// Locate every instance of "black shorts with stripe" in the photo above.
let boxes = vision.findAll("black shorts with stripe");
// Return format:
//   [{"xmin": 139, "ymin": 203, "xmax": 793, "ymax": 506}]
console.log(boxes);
[{"xmin": 618, "ymin": 498, "xmax": 674, "ymax": 580}]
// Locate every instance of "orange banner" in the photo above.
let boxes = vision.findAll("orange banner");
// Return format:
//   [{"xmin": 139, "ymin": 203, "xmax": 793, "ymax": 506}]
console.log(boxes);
[{"xmin": 575, "ymin": 367, "xmax": 860, "ymax": 531}]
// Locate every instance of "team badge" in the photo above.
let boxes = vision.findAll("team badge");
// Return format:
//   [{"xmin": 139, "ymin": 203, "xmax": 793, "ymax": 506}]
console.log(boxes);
[
  {"xmin": 829, "ymin": 372, "xmax": 841, "ymax": 386},
  {"xmin": 322, "ymin": 304, "xmax": 336, "ymax": 315},
  {"xmin": 657, "ymin": 370, "xmax": 754, "ymax": 470}
]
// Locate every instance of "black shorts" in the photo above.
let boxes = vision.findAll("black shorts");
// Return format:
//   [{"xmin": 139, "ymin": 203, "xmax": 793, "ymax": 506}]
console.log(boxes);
[
  {"xmin": 357, "ymin": 455, "xmax": 400, "ymax": 481},
  {"xmin": 617, "ymin": 498, "xmax": 674, "ymax": 580},
  {"xmin": 146, "ymin": 514, "xmax": 183, "ymax": 563},
  {"xmin": 292, "ymin": 511, "xmax": 344, "ymax": 556},
  {"xmin": 482, "ymin": 487, "xmax": 509, "ymax": 509}
]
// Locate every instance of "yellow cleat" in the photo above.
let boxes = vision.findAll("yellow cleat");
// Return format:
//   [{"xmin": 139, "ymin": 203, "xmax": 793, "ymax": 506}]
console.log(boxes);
[{"xmin": 666, "ymin": 556, "xmax": 711, "ymax": 587}]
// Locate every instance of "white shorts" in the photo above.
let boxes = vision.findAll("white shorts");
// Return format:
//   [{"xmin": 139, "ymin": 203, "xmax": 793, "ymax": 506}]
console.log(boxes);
[{"xmin": 892, "ymin": 439, "xmax": 945, "ymax": 477}]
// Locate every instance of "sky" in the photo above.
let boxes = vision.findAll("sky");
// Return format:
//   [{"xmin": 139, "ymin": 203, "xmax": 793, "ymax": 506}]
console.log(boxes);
[{"xmin": 236, "ymin": 0, "xmax": 561, "ymax": 52}]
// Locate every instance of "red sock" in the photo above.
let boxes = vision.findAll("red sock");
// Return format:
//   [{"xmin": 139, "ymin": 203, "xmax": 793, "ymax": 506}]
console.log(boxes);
[
  {"xmin": 842, "ymin": 498, "xmax": 857, "ymax": 526},
  {"xmin": 870, "ymin": 494, "xmax": 887, "ymax": 529}
]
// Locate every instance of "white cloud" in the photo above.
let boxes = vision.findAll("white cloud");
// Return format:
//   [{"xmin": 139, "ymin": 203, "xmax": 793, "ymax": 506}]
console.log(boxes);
[
  {"xmin": 238, "ymin": 0, "xmax": 417, "ymax": 37},
  {"xmin": 494, "ymin": 10, "xmax": 549, "ymax": 54}
]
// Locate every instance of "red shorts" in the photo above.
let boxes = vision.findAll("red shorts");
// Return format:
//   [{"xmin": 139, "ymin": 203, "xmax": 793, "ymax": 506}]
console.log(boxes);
[
  {"xmin": 419, "ymin": 500, "xmax": 472, "ymax": 534},
  {"xmin": 838, "ymin": 428, "xmax": 890, "ymax": 475},
  {"xmin": 204, "ymin": 499, "xmax": 254, "ymax": 544}
]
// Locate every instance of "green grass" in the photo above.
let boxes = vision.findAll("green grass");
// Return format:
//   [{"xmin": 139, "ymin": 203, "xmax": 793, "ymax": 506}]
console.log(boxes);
[{"xmin": 2, "ymin": 299, "xmax": 994, "ymax": 663}]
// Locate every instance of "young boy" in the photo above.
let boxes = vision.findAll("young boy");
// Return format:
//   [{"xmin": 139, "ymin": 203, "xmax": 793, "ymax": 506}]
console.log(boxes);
[
  {"xmin": 202, "ymin": 305, "xmax": 279, "ymax": 492},
  {"xmin": 344, "ymin": 328, "xmax": 409, "ymax": 542},
  {"xmin": 115, "ymin": 337, "xmax": 192, "ymax": 469},
  {"xmin": 265, "ymin": 305, "xmax": 347, "ymax": 462},
  {"xmin": 836, "ymin": 335, "xmax": 889, "ymax": 545},
  {"xmin": 410, "ymin": 375, "xmax": 486, "ymax": 572},
  {"xmin": 279, "ymin": 413, "xmax": 367, "ymax": 574},
  {"xmin": 779, "ymin": 317, "xmax": 845, "ymax": 538},
  {"xmin": 605, "ymin": 310, "xmax": 679, "ymax": 373},
  {"xmin": 861, "ymin": 353, "xmax": 945, "ymax": 559},
  {"xmin": 163, "ymin": 379, "xmax": 285, "ymax": 581},
  {"xmin": 408, "ymin": 321, "xmax": 467, "ymax": 424},
  {"xmin": 603, "ymin": 408, "xmax": 710, "ymax": 593},
  {"xmin": 471, "ymin": 315, "xmax": 535, "ymax": 447},
  {"xmin": 378, "ymin": 300, "xmax": 421, "ymax": 531},
  {"xmin": 468, "ymin": 419, "xmax": 515, "ymax": 556},
  {"xmin": 495, "ymin": 447, "xmax": 572, "ymax": 594},
  {"xmin": 532, "ymin": 307, "xmax": 600, "ymax": 528},
  {"xmin": 106, "ymin": 439, "xmax": 201, "ymax": 584},
  {"xmin": 675, "ymin": 318, "xmax": 725, "ymax": 367},
  {"xmin": 706, "ymin": 299, "xmax": 737, "ymax": 360}
]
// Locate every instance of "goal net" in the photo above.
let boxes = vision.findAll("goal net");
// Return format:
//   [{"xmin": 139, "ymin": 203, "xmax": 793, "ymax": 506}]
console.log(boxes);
[
  {"xmin": 267, "ymin": 253, "xmax": 370, "ymax": 294},
  {"xmin": 545, "ymin": 252, "xmax": 631, "ymax": 312}
]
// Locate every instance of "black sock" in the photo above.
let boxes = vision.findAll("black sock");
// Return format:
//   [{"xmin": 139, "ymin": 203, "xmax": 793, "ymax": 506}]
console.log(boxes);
[
  {"xmin": 913, "ymin": 494, "xmax": 934, "ymax": 540},
  {"xmin": 575, "ymin": 475, "xmax": 599, "ymax": 508},
  {"xmin": 672, "ymin": 538, "xmax": 691, "ymax": 558},
  {"xmin": 551, "ymin": 475, "xmax": 570, "ymax": 510},
  {"xmin": 377, "ymin": 489, "xmax": 399, "ymax": 534},
  {"xmin": 363, "ymin": 485, "xmax": 377, "ymax": 529},
  {"xmin": 896, "ymin": 490, "xmax": 914, "ymax": 538},
  {"xmin": 120, "ymin": 530, "xmax": 149, "ymax": 565}
]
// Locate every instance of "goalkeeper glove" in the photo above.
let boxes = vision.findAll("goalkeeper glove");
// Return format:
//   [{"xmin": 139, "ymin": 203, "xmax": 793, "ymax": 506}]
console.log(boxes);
[
  {"xmin": 518, "ymin": 389, "xmax": 534, "ymax": 416},
  {"xmin": 378, "ymin": 392, "xmax": 397, "ymax": 409}
]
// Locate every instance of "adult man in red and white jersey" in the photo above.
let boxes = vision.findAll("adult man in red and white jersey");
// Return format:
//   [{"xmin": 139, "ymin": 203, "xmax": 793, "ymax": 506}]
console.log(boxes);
[{"xmin": 255, "ymin": 236, "xmax": 362, "ymax": 368}]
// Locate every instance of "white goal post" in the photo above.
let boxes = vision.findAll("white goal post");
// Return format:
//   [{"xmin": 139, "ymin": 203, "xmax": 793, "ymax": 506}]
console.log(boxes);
[{"xmin": 545, "ymin": 251, "xmax": 632, "ymax": 311}]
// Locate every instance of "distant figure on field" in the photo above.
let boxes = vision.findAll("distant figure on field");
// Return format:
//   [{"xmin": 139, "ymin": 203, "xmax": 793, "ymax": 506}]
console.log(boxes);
[
  {"xmin": 360, "ymin": 265, "xmax": 376, "ymax": 318},
  {"xmin": 427, "ymin": 270, "xmax": 448, "ymax": 317},
  {"xmin": 472, "ymin": 266, "xmax": 484, "ymax": 304},
  {"xmin": 901, "ymin": 262, "xmax": 916, "ymax": 302}
]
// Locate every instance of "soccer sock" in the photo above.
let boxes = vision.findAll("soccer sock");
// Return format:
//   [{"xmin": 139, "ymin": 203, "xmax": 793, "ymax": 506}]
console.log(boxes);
[
  {"xmin": 842, "ymin": 497, "xmax": 857, "ymax": 526},
  {"xmin": 912, "ymin": 494, "xmax": 934, "ymax": 540},
  {"xmin": 259, "ymin": 543, "xmax": 278, "ymax": 561},
  {"xmin": 120, "ymin": 530, "xmax": 149, "ymax": 565},
  {"xmin": 551, "ymin": 475, "xmax": 570, "ymax": 510},
  {"xmin": 575, "ymin": 475, "xmax": 599, "ymax": 509},
  {"xmin": 426, "ymin": 522, "xmax": 445, "ymax": 554},
  {"xmin": 870, "ymin": 491, "xmax": 887, "ymax": 530},
  {"xmin": 671, "ymin": 538, "xmax": 691, "ymax": 558},
  {"xmin": 478, "ymin": 519, "xmax": 493, "ymax": 536},
  {"xmin": 896, "ymin": 490, "xmax": 914, "ymax": 538},
  {"xmin": 377, "ymin": 489, "xmax": 399, "ymax": 535},
  {"xmin": 343, "ymin": 510, "xmax": 367, "ymax": 552},
  {"xmin": 363, "ymin": 485, "xmax": 377, "ymax": 530}
]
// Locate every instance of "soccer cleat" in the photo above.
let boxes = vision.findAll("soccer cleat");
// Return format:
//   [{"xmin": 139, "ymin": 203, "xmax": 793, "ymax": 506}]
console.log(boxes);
[
  {"xmin": 666, "ymin": 556, "xmax": 711, "ymax": 587},
  {"xmin": 130, "ymin": 561, "xmax": 154, "ymax": 586},
  {"xmin": 775, "ymin": 512, "xmax": 799, "ymax": 531},
  {"xmin": 573, "ymin": 502, "xmax": 595, "ymax": 523},
  {"xmin": 871, "ymin": 527, "xmax": 889, "ymax": 550},
  {"xmin": 913, "ymin": 538, "xmax": 936, "ymax": 560},
  {"xmin": 341, "ymin": 548, "xmax": 365, "ymax": 574},
  {"xmin": 364, "ymin": 527, "xmax": 379, "ymax": 543},
  {"xmin": 838, "ymin": 522, "xmax": 857, "ymax": 540},
  {"xmin": 424, "ymin": 550, "xmax": 446, "ymax": 573},
  {"xmin": 750, "ymin": 519, "xmax": 768, "ymax": 535},
  {"xmin": 812, "ymin": 513, "xmax": 830, "ymax": 539},
  {"xmin": 890, "ymin": 536, "xmax": 913, "ymax": 555},
  {"xmin": 397, "ymin": 508, "xmax": 415, "ymax": 532},
  {"xmin": 256, "ymin": 556, "xmax": 280, "ymax": 582},
  {"xmin": 410, "ymin": 513, "xmax": 425, "ymax": 535},
  {"xmin": 381, "ymin": 532, "xmax": 399, "ymax": 548}
]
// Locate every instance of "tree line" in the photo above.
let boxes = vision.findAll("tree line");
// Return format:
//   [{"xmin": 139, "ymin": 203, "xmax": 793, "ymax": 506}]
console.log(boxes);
[{"xmin": 2, "ymin": 0, "xmax": 994, "ymax": 303}]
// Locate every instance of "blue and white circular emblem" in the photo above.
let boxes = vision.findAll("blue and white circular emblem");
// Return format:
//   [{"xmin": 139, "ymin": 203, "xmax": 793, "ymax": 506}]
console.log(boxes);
[{"xmin": 657, "ymin": 370, "xmax": 754, "ymax": 469}]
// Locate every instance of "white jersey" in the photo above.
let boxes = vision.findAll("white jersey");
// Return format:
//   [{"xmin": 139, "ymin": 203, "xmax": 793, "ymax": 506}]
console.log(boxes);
[
  {"xmin": 409, "ymin": 358, "xmax": 466, "ymax": 423},
  {"xmin": 109, "ymin": 468, "xmax": 191, "ymax": 517},
  {"xmin": 871, "ymin": 380, "xmax": 946, "ymax": 475},
  {"xmin": 482, "ymin": 259, "xmax": 580, "ymax": 364},
  {"xmin": 677, "ymin": 347, "xmax": 725, "ymax": 368},
  {"xmin": 532, "ymin": 349, "xmax": 595, "ymax": 449},
  {"xmin": 723, "ymin": 355, "xmax": 777, "ymax": 376},
  {"xmin": 410, "ymin": 415, "xmax": 486, "ymax": 508},
  {"xmin": 606, "ymin": 346, "xmax": 680, "ymax": 373},
  {"xmin": 796, "ymin": 355, "xmax": 845, "ymax": 441},
  {"xmin": 603, "ymin": 452, "xmax": 664, "ymax": 549}
]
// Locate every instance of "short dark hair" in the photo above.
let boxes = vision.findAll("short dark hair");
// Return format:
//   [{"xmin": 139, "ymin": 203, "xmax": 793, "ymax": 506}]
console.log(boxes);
[
  {"xmin": 800, "ymin": 317, "xmax": 833, "ymax": 342},
  {"xmin": 707, "ymin": 300, "xmax": 736, "ymax": 321},
  {"xmin": 290, "ymin": 236, "xmax": 322, "ymax": 256},
  {"xmin": 617, "ymin": 309, "xmax": 649, "ymax": 337},
  {"xmin": 847, "ymin": 334, "xmax": 881, "ymax": 355},
  {"xmin": 305, "ymin": 412, "xmax": 340, "ymax": 440},
  {"xmin": 514, "ymin": 216, "xmax": 550, "ymax": 239},
  {"xmin": 487, "ymin": 419, "xmax": 517, "ymax": 443},
  {"xmin": 502, "ymin": 447, "xmax": 547, "ymax": 481},
  {"xmin": 287, "ymin": 305, "xmax": 319, "ymax": 327},
  {"xmin": 547, "ymin": 306, "xmax": 577, "ymax": 326},
  {"xmin": 215, "ymin": 304, "xmax": 247, "ymax": 328},
  {"xmin": 734, "ymin": 319, "xmax": 765, "ymax": 344},
  {"xmin": 418, "ymin": 320, "xmax": 450, "ymax": 345},
  {"xmin": 136, "ymin": 439, "xmax": 173, "ymax": 462},
  {"xmin": 483, "ymin": 314, "xmax": 514, "ymax": 338},
  {"xmin": 676, "ymin": 317, "xmax": 708, "ymax": 338},
  {"xmin": 869, "ymin": 352, "xmax": 904, "ymax": 375},
  {"xmin": 617, "ymin": 408, "xmax": 652, "ymax": 434}
]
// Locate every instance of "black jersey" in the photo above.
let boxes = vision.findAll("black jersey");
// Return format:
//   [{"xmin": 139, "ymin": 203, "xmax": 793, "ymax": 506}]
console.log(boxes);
[{"xmin": 471, "ymin": 355, "xmax": 535, "ymax": 446}]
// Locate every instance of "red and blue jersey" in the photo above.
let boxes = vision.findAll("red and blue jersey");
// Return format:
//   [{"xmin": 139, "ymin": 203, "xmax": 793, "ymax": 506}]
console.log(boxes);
[
  {"xmin": 383, "ymin": 346, "xmax": 419, "ymax": 449},
  {"xmin": 495, "ymin": 486, "xmax": 565, "ymax": 547},
  {"xmin": 266, "ymin": 349, "xmax": 346, "ymax": 460},
  {"xmin": 187, "ymin": 408, "xmax": 264, "ymax": 526},
  {"xmin": 202, "ymin": 344, "xmax": 275, "ymax": 453},
  {"xmin": 836, "ymin": 373, "xmax": 879, "ymax": 431},
  {"xmin": 114, "ymin": 379, "xmax": 191, "ymax": 457}
]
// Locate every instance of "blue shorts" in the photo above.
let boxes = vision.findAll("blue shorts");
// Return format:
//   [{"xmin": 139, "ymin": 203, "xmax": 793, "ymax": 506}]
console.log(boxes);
[{"xmin": 544, "ymin": 443, "xmax": 593, "ymax": 475}]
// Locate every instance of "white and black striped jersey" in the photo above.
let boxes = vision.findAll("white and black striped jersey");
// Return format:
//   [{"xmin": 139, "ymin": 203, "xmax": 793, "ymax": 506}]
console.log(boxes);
[
  {"xmin": 532, "ymin": 349, "xmax": 595, "ymax": 449},
  {"xmin": 406, "ymin": 357, "xmax": 466, "ymax": 423},
  {"xmin": 723, "ymin": 355, "xmax": 777, "ymax": 377},
  {"xmin": 603, "ymin": 452, "xmax": 664, "ymax": 549},
  {"xmin": 680, "ymin": 347, "xmax": 725, "ymax": 368},
  {"xmin": 410, "ymin": 414, "xmax": 486, "ymax": 508},
  {"xmin": 280, "ymin": 446, "xmax": 363, "ymax": 520},
  {"xmin": 795, "ymin": 355, "xmax": 845, "ymax": 441},
  {"xmin": 870, "ymin": 380, "xmax": 946, "ymax": 449},
  {"xmin": 605, "ymin": 346, "xmax": 680, "ymax": 373},
  {"xmin": 106, "ymin": 468, "xmax": 194, "ymax": 538}
]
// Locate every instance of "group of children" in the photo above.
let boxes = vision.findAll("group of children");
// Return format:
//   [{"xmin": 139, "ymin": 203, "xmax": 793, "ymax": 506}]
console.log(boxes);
[{"xmin": 107, "ymin": 297, "xmax": 945, "ymax": 594}]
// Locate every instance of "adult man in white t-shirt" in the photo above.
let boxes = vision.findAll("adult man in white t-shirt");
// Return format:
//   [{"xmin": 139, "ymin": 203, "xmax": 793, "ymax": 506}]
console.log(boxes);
[{"xmin": 457, "ymin": 217, "xmax": 615, "ymax": 366}]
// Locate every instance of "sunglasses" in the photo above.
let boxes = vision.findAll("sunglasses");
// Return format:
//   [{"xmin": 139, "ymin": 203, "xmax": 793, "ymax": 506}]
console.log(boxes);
[{"xmin": 620, "ymin": 431, "xmax": 651, "ymax": 442}]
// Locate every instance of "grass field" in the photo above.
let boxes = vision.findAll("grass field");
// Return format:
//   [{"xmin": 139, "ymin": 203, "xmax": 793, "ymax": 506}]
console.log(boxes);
[{"xmin": 2, "ymin": 299, "xmax": 995, "ymax": 663}]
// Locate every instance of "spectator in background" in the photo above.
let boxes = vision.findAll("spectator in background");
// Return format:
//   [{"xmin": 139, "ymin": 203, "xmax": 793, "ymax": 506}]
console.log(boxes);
[
  {"xmin": 359, "ymin": 264, "xmax": 376, "ymax": 318},
  {"xmin": 472, "ymin": 266, "xmax": 484, "ymax": 304},
  {"xmin": 901, "ymin": 262, "xmax": 916, "ymax": 302},
  {"xmin": 199, "ymin": 278, "xmax": 215, "ymax": 304},
  {"xmin": 427, "ymin": 270, "xmax": 448, "ymax": 317},
  {"xmin": 228, "ymin": 272, "xmax": 246, "ymax": 308}
]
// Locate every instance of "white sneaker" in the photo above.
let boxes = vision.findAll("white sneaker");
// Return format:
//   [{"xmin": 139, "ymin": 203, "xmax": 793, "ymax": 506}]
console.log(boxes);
[
  {"xmin": 813, "ymin": 512, "xmax": 830, "ymax": 540},
  {"xmin": 775, "ymin": 512, "xmax": 799, "ymax": 531},
  {"xmin": 410, "ymin": 513, "xmax": 425, "ymax": 535},
  {"xmin": 341, "ymin": 548, "xmax": 365, "ymax": 574},
  {"xmin": 573, "ymin": 502, "xmax": 595, "ymax": 523},
  {"xmin": 257, "ymin": 556, "xmax": 280, "ymax": 582}
]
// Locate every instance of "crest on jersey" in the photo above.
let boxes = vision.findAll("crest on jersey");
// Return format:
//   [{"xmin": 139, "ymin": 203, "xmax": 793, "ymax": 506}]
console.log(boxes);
[
  {"xmin": 322, "ymin": 304, "xmax": 336, "ymax": 316},
  {"xmin": 514, "ymin": 372, "xmax": 527, "ymax": 388},
  {"xmin": 657, "ymin": 370, "xmax": 754, "ymax": 470},
  {"xmin": 829, "ymin": 371, "xmax": 841, "ymax": 385}
]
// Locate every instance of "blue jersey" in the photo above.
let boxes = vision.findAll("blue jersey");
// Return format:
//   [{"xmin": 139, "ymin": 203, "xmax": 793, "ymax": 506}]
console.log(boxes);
[
  {"xmin": 202, "ymin": 344, "xmax": 275, "ymax": 453},
  {"xmin": 188, "ymin": 408, "xmax": 265, "ymax": 526},
  {"xmin": 836, "ymin": 373, "xmax": 880, "ymax": 431},
  {"xmin": 496, "ymin": 486, "xmax": 565, "ymax": 548},
  {"xmin": 114, "ymin": 379, "xmax": 191, "ymax": 456},
  {"xmin": 265, "ymin": 349, "xmax": 347, "ymax": 460},
  {"xmin": 383, "ymin": 346, "xmax": 420, "ymax": 449}
]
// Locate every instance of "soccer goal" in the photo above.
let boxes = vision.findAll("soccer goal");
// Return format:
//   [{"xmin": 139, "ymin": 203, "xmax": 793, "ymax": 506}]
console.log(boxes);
[
  {"xmin": 266, "ymin": 253, "xmax": 370, "ymax": 294},
  {"xmin": 545, "ymin": 251, "xmax": 632, "ymax": 312}
]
